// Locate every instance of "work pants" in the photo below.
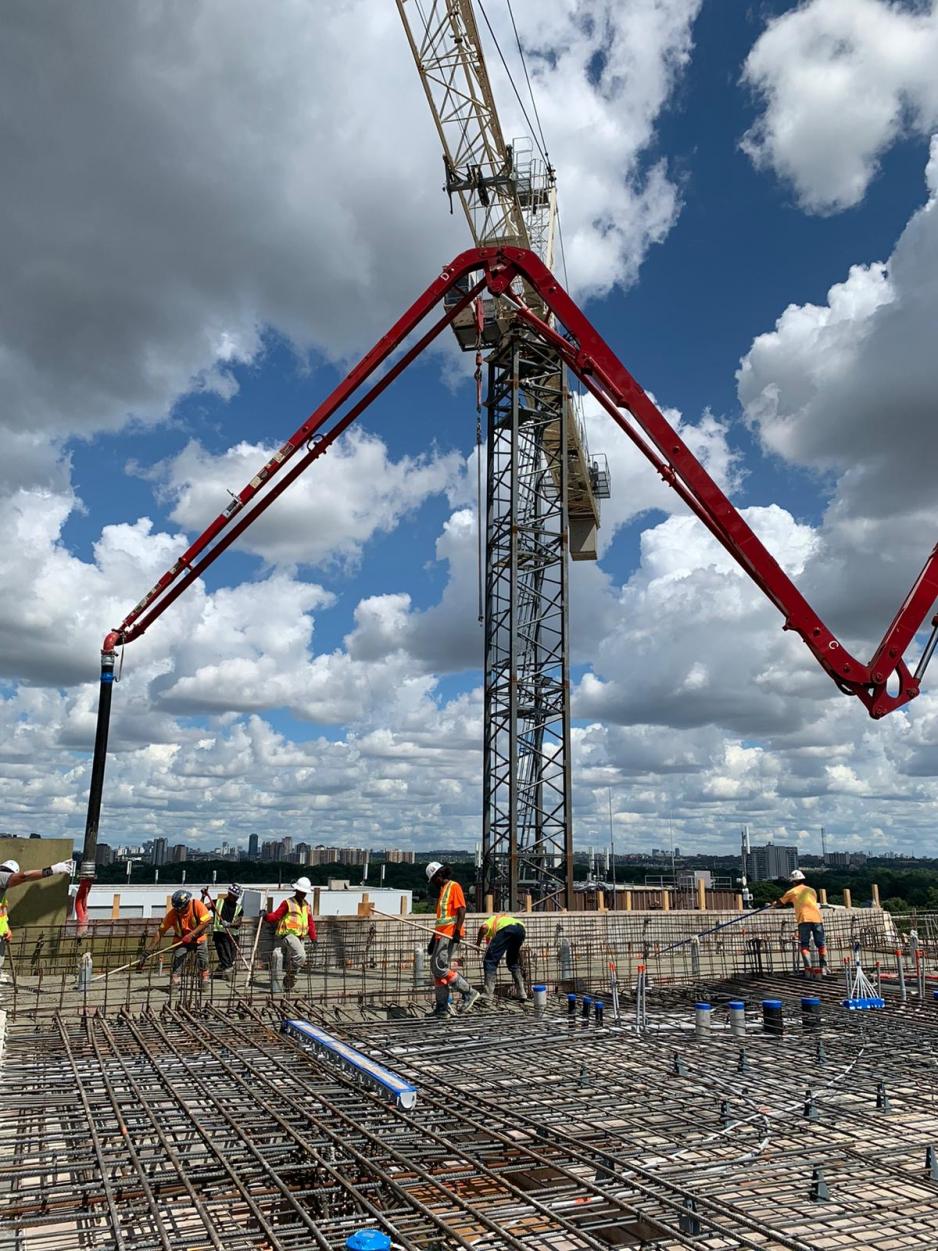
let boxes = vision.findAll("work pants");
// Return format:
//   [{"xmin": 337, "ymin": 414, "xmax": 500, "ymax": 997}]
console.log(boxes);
[
  {"xmin": 279, "ymin": 933, "xmax": 307, "ymax": 973},
  {"xmin": 430, "ymin": 935, "xmax": 471, "ymax": 1008},
  {"xmin": 171, "ymin": 941, "xmax": 208, "ymax": 976},
  {"xmin": 798, "ymin": 922, "xmax": 827, "ymax": 966},
  {"xmin": 483, "ymin": 923, "xmax": 525, "ymax": 973},
  {"xmin": 213, "ymin": 930, "xmax": 238, "ymax": 971}
]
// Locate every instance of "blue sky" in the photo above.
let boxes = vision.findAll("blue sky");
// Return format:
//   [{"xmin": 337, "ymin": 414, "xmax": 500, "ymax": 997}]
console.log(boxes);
[{"xmin": 3, "ymin": 0, "xmax": 938, "ymax": 856}]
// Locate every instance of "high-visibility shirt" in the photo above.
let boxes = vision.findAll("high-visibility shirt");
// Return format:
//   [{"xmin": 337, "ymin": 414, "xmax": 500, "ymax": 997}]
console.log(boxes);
[
  {"xmin": 479, "ymin": 913, "xmax": 524, "ymax": 943},
  {"xmin": 212, "ymin": 896, "xmax": 243, "ymax": 933},
  {"xmin": 435, "ymin": 879, "xmax": 466, "ymax": 939},
  {"xmin": 267, "ymin": 898, "xmax": 318, "ymax": 940},
  {"xmin": 0, "ymin": 903, "xmax": 10, "ymax": 940},
  {"xmin": 276, "ymin": 897, "xmax": 311, "ymax": 939},
  {"xmin": 159, "ymin": 899, "xmax": 211, "ymax": 944},
  {"xmin": 779, "ymin": 885, "xmax": 822, "ymax": 924}
]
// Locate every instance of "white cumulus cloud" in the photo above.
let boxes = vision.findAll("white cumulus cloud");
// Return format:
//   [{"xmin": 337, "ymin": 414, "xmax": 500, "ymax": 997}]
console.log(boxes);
[{"xmin": 742, "ymin": 0, "xmax": 938, "ymax": 213}]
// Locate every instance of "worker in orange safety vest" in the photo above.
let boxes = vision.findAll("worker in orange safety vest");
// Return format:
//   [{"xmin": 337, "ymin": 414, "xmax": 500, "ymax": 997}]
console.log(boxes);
[
  {"xmin": 425, "ymin": 862, "xmax": 480, "ymax": 1018},
  {"xmin": 141, "ymin": 889, "xmax": 213, "ymax": 986}
]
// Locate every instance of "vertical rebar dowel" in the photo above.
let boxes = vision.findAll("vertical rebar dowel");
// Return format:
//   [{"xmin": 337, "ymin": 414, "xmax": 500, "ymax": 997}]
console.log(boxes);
[
  {"xmin": 917, "ymin": 951, "xmax": 926, "ymax": 1000},
  {"xmin": 897, "ymin": 949, "xmax": 907, "ymax": 1001}
]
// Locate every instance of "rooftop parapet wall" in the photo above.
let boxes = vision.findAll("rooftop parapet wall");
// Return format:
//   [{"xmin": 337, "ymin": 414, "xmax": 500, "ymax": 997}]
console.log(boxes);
[{"xmin": 0, "ymin": 906, "xmax": 916, "ymax": 1018}]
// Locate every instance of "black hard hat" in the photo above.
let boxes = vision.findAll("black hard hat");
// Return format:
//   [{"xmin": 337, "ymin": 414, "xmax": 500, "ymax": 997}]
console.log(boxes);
[{"xmin": 171, "ymin": 889, "xmax": 192, "ymax": 910}]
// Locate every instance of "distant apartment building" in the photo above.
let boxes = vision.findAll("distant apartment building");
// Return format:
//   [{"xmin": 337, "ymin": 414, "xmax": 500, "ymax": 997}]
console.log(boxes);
[
  {"xmin": 385, "ymin": 849, "xmax": 416, "ymax": 864},
  {"xmin": 247, "ymin": 833, "xmax": 259, "ymax": 858},
  {"xmin": 170, "ymin": 844, "xmax": 188, "ymax": 863},
  {"xmin": 150, "ymin": 838, "xmax": 168, "ymax": 867},
  {"xmin": 95, "ymin": 843, "xmax": 114, "ymax": 867},
  {"xmin": 826, "ymin": 851, "xmax": 868, "ymax": 868},
  {"xmin": 748, "ymin": 842, "xmax": 798, "ymax": 882}
]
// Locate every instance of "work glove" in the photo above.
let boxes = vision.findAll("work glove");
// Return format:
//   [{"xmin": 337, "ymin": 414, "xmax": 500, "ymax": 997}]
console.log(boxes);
[
  {"xmin": 426, "ymin": 937, "xmax": 436, "ymax": 955},
  {"xmin": 50, "ymin": 859, "xmax": 75, "ymax": 876}
]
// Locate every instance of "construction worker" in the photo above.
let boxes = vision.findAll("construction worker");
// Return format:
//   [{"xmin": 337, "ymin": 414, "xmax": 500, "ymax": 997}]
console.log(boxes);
[
  {"xmin": 772, "ymin": 869, "xmax": 829, "ymax": 975},
  {"xmin": 0, "ymin": 857, "xmax": 72, "ymax": 981},
  {"xmin": 476, "ymin": 911, "xmax": 528, "ymax": 1001},
  {"xmin": 206, "ymin": 883, "xmax": 243, "ymax": 979},
  {"xmin": 0, "ymin": 898, "xmax": 10, "ymax": 983},
  {"xmin": 265, "ymin": 877, "xmax": 318, "ymax": 990},
  {"xmin": 425, "ymin": 862, "xmax": 479, "ymax": 1017},
  {"xmin": 0, "ymin": 856, "xmax": 75, "ymax": 893},
  {"xmin": 142, "ymin": 889, "xmax": 213, "ymax": 985}
]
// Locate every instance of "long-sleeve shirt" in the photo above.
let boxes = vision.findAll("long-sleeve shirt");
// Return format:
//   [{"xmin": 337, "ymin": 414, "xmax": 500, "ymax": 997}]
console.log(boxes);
[{"xmin": 266, "ymin": 898, "xmax": 318, "ymax": 940}]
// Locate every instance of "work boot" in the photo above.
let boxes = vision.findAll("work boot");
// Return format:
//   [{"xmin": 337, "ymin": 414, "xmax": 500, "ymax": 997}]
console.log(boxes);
[
  {"xmin": 427, "ymin": 1002, "xmax": 455, "ymax": 1019},
  {"xmin": 461, "ymin": 989, "xmax": 482, "ymax": 1014},
  {"xmin": 170, "ymin": 975, "xmax": 181, "ymax": 988},
  {"xmin": 482, "ymin": 968, "xmax": 497, "ymax": 1000},
  {"xmin": 511, "ymin": 968, "xmax": 529, "ymax": 1001},
  {"xmin": 820, "ymin": 965, "xmax": 831, "ymax": 977},
  {"xmin": 283, "ymin": 971, "xmax": 296, "ymax": 992}
]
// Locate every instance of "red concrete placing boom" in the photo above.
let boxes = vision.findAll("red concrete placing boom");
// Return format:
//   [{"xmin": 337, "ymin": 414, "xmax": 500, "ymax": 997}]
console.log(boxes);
[{"xmin": 76, "ymin": 247, "xmax": 938, "ymax": 916}]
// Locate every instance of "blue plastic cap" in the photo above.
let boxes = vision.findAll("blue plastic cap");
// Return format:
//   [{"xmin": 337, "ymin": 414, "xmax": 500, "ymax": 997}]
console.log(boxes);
[
  {"xmin": 933, "ymin": 989, "xmax": 938, "ymax": 1001},
  {"xmin": 567, "ymin": 993, "xmax": 577, "ymax": 1001},
  {"xmin": 694, "ymin": 1002, "xmax": 711, "ymax": 1011},
  {"xmin": 582, "ymin": 995, "xmax": 593, "ymax": 1004},
  {"xmin": 801, "ymin": 997, "xmax": 821, "ymax": 1007},
  {"xmin": 727, "ymin": 1000, "xmax": 745, "ymax": 1009},
  {"xmin": 532, "ymin": 984, "xmax": 547, "ymax": 992},
  {"xmin": 762, "ymin": 999, "xmax": 783, "ymax": 1008},
  {"xmin": 346, "ymin": 1231, "xmax": 391, "ymax": 1251},
  {"xmin": 593, "ymin": 999, "xmax": 604, "ymax": 1009}
]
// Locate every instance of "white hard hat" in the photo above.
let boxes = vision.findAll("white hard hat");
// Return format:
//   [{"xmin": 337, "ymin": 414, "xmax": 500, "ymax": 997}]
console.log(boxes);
[
  {"xmin": 425, "ymin": 861, "xmax": 444, "ymax": 882},
  {"xmin": 0, "ymin": 860, "xmax": 19, "ymax": 874},
  {"xmin": 789, "ymin": 869, "xmax": 806, "ymax": 882},
  {"xmin": 292, "ymin": 876, "xmax": 312, "ymax": 893}
]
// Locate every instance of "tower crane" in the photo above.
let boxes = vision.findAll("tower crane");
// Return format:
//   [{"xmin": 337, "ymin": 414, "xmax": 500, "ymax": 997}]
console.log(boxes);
[{"xmin": 397, "ymin": 0, "xmax": 611, "ymax": 909}]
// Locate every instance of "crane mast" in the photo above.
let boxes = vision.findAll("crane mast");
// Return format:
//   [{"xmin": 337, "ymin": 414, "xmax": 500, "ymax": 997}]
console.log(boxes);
[{"xmin": 397, "ymin": 0, "xmax": 609, "ymax": 910}]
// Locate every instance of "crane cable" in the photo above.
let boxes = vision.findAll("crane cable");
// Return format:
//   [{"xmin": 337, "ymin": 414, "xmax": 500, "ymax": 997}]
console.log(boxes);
[{"xmin": 478, "ymin": 0, "xmax": 571, "ymax": 290}]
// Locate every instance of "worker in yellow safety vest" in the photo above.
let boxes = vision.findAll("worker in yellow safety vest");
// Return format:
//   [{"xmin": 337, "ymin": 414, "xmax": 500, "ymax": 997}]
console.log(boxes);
[
  {"xmin": 425, "ymin": 862, "xmax": 480, "ymax": 1018},
  {"xmin": 205, "ymin": 883, "xmax": 243, "ymax": 980},
  {"xmin": 476, "ymin": 912, "xmax": 528, "ymax": 1001},
  {"xmin": 771, "ymin": 869, "xmax": 829, "ymax": 976},
  {"xmin": 265, "ymin": 877, "xmax": 318, "ymax": 990},
  {"xmin": 0, "ymin": 899, "xmax": 10, "ymax": 983}
]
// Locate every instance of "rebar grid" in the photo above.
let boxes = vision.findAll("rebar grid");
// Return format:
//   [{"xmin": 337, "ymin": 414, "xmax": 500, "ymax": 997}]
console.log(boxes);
[
  {"xmin": 5, "ymin": 979, "xmax": 938, "ymax": 1250},
  {"xmin": 338, "ymin": 979, "xmax": 938, "ymax": 1250}
]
